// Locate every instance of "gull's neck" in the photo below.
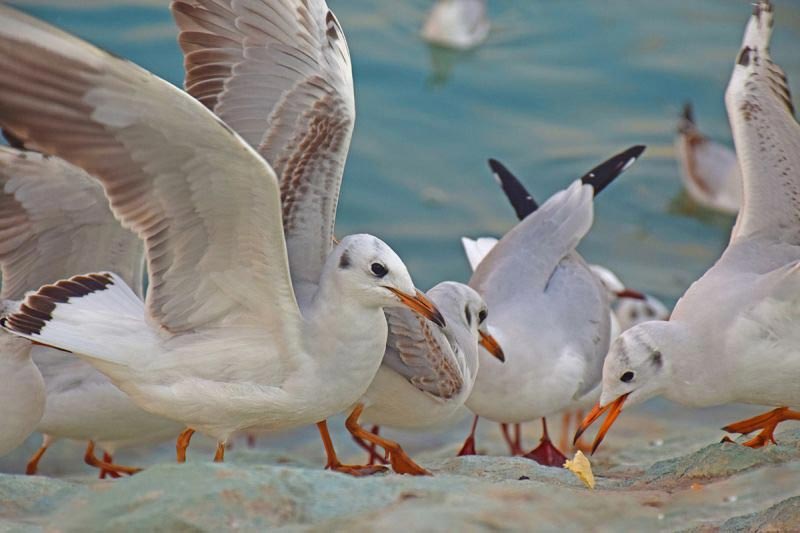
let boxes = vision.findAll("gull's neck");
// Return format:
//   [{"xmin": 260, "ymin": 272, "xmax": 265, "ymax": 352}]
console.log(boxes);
[{"xmin": 302, "ymin": 271, "xmax": 388, "ymax": 364}]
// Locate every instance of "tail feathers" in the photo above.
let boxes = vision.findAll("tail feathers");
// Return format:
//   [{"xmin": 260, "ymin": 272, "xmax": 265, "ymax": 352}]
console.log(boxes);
[
  {"xmin": 461, "ymin": 236, "xmax": 499, "ymax": 271},
  {"xmin": 2, "ymin": 272, "xmax": 154, "ymax": 366}
]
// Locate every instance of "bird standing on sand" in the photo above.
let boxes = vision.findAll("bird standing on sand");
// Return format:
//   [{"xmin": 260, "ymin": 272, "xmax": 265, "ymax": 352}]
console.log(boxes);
[
  {"xmin": 577, "ymin": 0, "xmax": 800, "ymax": 453},
  {"xmin": 0, "ymin": 3, "xmax": 444, "ymax": 476}
]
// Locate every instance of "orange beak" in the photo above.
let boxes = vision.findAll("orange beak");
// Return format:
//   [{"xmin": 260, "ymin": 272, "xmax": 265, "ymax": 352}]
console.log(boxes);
[
  {"xmin": 479, "ymin": 330, "xmax": 505, "ymax": 362},
  {"xmin": 573, "ymin": 393, "xmax": 629, "ymax": 454},
  {"xmin": 386, "ymin": 287, "xmax": 446, "ymax": 328}
]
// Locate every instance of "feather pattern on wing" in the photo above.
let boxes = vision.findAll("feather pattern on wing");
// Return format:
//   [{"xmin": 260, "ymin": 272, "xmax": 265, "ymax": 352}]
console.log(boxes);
[
  {"xmin": 0, "ymin": 6, "xmax": 302, "ymax": 341},
  {"xmin": 382, "ymin": 306, "xmax": 464, "ymax": 400},
  {"xmin": 0, "ymin": 147, "xmax": 144, "ymax": 301},
  {"xmin": 172, "ymin": 0, "xmax": 355, "ymax": 298},
  {"xmin": 726, "ymin": 1, "xmax": 800, "ymax": 244}
]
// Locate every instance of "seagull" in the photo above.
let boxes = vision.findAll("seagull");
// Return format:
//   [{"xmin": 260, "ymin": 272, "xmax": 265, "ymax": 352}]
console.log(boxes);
[
  {"xmin": 460, "ymin": 146, "xmax": 645, "ymax": 460},
  {"xmin": 675, "ymin": 101, "xmax": 742, "ymax": 214},
  {"xmin": 0, "ymin": 4, "xmax": 444, "ymax": 476},
  {"xmin": 352, "ymin": 281, "xmax": 504, "ymax": 470},
  {"xmin": 0, "ymin": 144, "xmax": 180, "ymax": 477},
  {"xmin": 169, "ymin": 0, "xmax": 453, "ymax": 475},
  {"xmin": 576, "ymin": 0, "xmax": 800, "ymax": 453},
  {"xmin": 421, "ymin": 0, "xmax": 489, "ymax": 51}
]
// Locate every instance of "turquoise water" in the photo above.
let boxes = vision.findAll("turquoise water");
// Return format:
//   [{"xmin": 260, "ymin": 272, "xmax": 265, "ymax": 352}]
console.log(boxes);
[{"xmin": 9, "ymin": 0, "xmax": 800, "ymax": 304}]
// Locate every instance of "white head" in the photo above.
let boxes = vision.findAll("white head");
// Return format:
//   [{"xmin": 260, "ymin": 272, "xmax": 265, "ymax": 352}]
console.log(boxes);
[
  {"xmin": 427, "ymin": 281, "xmax": 504, "ymax": 366},
  {"xmin": 329, "ymin": 234, "xmax": 444, "ymax": 326},
  {"xmin": 575, "ymin": 320, "xmax": 678, "ymax": 452}
]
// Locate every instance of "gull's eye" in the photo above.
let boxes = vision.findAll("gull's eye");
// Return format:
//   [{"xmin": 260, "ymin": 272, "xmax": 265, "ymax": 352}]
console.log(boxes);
[
  {"xmin": 371, "ymin": 262, "xmax": 388, "ymax": 278},
  {"xmin": 478, "ymin": 309, "xmax": 488, "ymax": 324},
  {"xmin": 620, "ymin": 371, "xmax": 635, "ymax": 383}
]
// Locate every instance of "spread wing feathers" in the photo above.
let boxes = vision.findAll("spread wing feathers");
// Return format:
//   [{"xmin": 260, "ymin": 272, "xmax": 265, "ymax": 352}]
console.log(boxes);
[
  {"xmin": 726, "ymin": 1, "xmax": 800, "ymax": 244},
  {"xmin": 0, "ymin": 5, "xmax": 302, "ymax": 336},
  {"xmin": 470, "ymin": 180, "xmax": 594, "ymax": 299},
  {"xmin": 172, "ymin": 0, "xmax": 355, "ymax": 290},
  {"xmin": 0, "ymin": 147, "xmax": 144, "ymax": 301},
  {"xmin": 382, "ymin": 307, "xmax": 464, "ymax": 400}
]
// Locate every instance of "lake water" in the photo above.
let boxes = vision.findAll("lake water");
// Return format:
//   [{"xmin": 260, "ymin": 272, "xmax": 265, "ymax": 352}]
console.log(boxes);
[{"xmin": 9, "ymin": 0, "xmax": 800, "ymax": 304}]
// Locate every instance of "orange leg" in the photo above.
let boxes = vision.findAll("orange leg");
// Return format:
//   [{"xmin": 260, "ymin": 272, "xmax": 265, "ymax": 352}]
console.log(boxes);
[
  {"xmin": 84, "ymin": 441, "xmax": 141, "ymax": 476},
  {"xmin": 176, "ymin": 428, "xmax": 195, "ymax": 463},
  {"xmin": 317, "ymin": 420, "xmax": 387, "ymax": 476},
  {"xmin": 500, "ymin": 422, "xmax": 525, "ymax": 455},
  {"xmin": 457, "ymin": 415, "xmax": 480, "ymax": 456},
  {"xmin": 345, "ymin": 404, "xmax": 430, "ymax": 476},
  {"xmin": 214, "ymin": 442, "xmax": 225, "ymax": 462},
  {"xmin": 99, "ymin": 452, "xmax": 122, "ymax": 479},
  {"xmin": 723, "ymin": 407, "xmax": 800, "ymax": 448},
  {"xmin": 522, "ymin": 418, "xmax": 568, "ymax": 467},
  {"xmin": 351, "ymin": 425, "xmax": 389, "ymax": 465},
  {"xmin": 26, "ymin": 434, "xmax": 53, "ymax": 475}
]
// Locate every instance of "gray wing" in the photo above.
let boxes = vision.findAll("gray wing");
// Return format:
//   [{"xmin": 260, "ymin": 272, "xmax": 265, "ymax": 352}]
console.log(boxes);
[
  {"xmin": 470, "ymin": 180, "xmax": 594, "ymax": 300},
  {"xmin": 382, "ymin": 307, "xmax": 464, "ymax": 400},
  {"xmin": 726, "ymin": 1, "xmax": 800, "ymax": 244},
  {"xmin": 548, "ymin": 254, "xmax": 610, "ymax": 399},
  {"xmin": 0, "ymin": 147, "xmax": 144, "ymax": 301},
  {"xmin": 172, "ymin": 0, "xmax": 355, "ymax": 300},
  {"xmin": 0, "ymin": 5, "xmax": 303, "ymax": 338}
]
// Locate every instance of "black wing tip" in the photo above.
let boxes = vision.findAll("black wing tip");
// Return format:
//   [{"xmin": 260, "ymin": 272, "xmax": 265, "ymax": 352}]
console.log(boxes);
[
  {"xmin": 487, "ymin": 158, "xmax": 505, "ymax": 173},
  {"xmin": 626, "ymin": 145, "xmax": 647, "ymax": 159},
  {"xmin": 4, "ymin": 272, "xmax": 114, "ymax": 336}
]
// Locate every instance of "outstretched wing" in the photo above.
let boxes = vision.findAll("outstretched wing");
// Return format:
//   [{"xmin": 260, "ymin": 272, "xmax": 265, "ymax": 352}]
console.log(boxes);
[
  {"xmin": 0, "ymin": 147, "xmax": 144, "ymax": 301},
  {"xmin": 172, "ymin": 0, "xmax": 354, "ymax": 300},
  {"xmin": 0, "ymin": 5, "xmax": 302, "ymax": 338},
  {"xmin": 726, "ymin": 1, "xmax": 800, "ymax": 244},
  {"xmin": 470, "ymin": 180, "xmax": 594, "ymax": 298},
  {"xmin": 382, "ymin": 307, "xmax": 464, "ymax": 400}
]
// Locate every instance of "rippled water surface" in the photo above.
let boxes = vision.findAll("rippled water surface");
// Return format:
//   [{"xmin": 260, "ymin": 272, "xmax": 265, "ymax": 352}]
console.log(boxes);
[{"xmin": 9, "ymin": 0, "xmax": 800, "ymax": 303}]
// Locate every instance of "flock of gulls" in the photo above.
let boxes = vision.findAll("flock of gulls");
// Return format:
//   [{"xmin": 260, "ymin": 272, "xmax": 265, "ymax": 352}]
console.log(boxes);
[{"xmin": 0, "ymin": 0, "xmax": 796, "ymax": 483}]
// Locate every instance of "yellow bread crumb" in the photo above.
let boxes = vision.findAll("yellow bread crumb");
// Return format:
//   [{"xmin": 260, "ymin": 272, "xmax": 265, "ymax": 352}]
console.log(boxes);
[{"xmin": 563, "ymin": 450, "xmax": 595, "ymax": 489}]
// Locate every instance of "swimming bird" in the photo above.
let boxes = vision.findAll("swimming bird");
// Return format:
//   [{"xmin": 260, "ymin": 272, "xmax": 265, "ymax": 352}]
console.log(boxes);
[
  {"xmin": 421, "ymin": 0, "xmax": 489, "ymax": 51},
  {"xmin": 352, "ymin": 282, "xmax": 504, "ymax": 470},
  {"xmin": 457, "ymin": 150, "xmax": 644, "ymax": 463},
  {"xmin": 576, "ymin": 0, "xmax": 800, "ymax": 453},
  {"xmin": 675, "ymin": 102, "xmax": 741, "ymax": 214},
  {"xmin": 0, "ymin": 4, "xmax": 444, "ymax": 476},
  {"xmin": 170, "ymin": 0, "xmax": 452, "ymax": 475},
  {"xmin": 0, "ymin": 145, "xmax": 180, "ymax": 477}
]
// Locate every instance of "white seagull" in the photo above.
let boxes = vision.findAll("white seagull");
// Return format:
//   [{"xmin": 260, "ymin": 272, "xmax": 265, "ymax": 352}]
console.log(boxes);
[
  {"xmin": 421, "ymin": 0, "xmax": 489, "ymax": 51},
  {"xmin": 460, "ymin": 146, "xmax": 645, "ymax": 458},
  {"xmin": 0, "ymin": 144, "xmax": 180, "ymax": 477},
  {"xmin": 353, "ymin": 281, "xmax": 504, "ymax": 471},
  {"xmin": 459, "ymin": 180, "xmax": 610, "ymax": 465},
  {"xmin": 0, "ymin": 4, "xmax": 444, "ymax": 476},
  {"xmin": 169, "ymin": 0, "xmax": 454, "ymax": 474},
  {"xmin": 675, "ymin": 101, "xmax": 742, "ymax": 214},
  {"xmin": 577, "ymin": 0, "xmax": 800, "ymax": 453},
  {"xmin": 0, "ymin": 150, "xmax": 46, "ymax": 456}
]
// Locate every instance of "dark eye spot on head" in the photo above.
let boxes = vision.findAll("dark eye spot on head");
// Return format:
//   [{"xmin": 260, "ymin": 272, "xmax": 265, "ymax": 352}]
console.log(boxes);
[
  {"xmin": 338, "ymin": 251, "xmax": 351, "ymax": 269},
  {"xmin": 371, "ymin": 262, "xmax": 388, "ymax": 278},
  {"xmin": 629, "ymin": 309, "xmax": 638, "ymax": 321},
  {"xmin": 645, "ymin": 307, "xmax": 656, "ymax": 318},
  {"xmin": 737, "ymin": 46, "xmax": 752, "ymax": 67},
  {"xmin": 464, "ymin": 306, "xmax": 472, "ymax": 325},
  {"xmin": 651, "ymin": 351, "xmax": 663, "ymax": 368},
  {"xmin": 620, "ymin": 371, "xmax": 634, "ymax": 383},
  {"xmin": 478, "ymin": 309, "xmax": 488, "ymax": 324}
]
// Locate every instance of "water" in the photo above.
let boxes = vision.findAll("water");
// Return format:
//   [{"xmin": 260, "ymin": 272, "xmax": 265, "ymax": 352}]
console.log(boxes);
[{"xmin": 8, "ymin": 0, "xmax": 800, "ymax": 304}]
